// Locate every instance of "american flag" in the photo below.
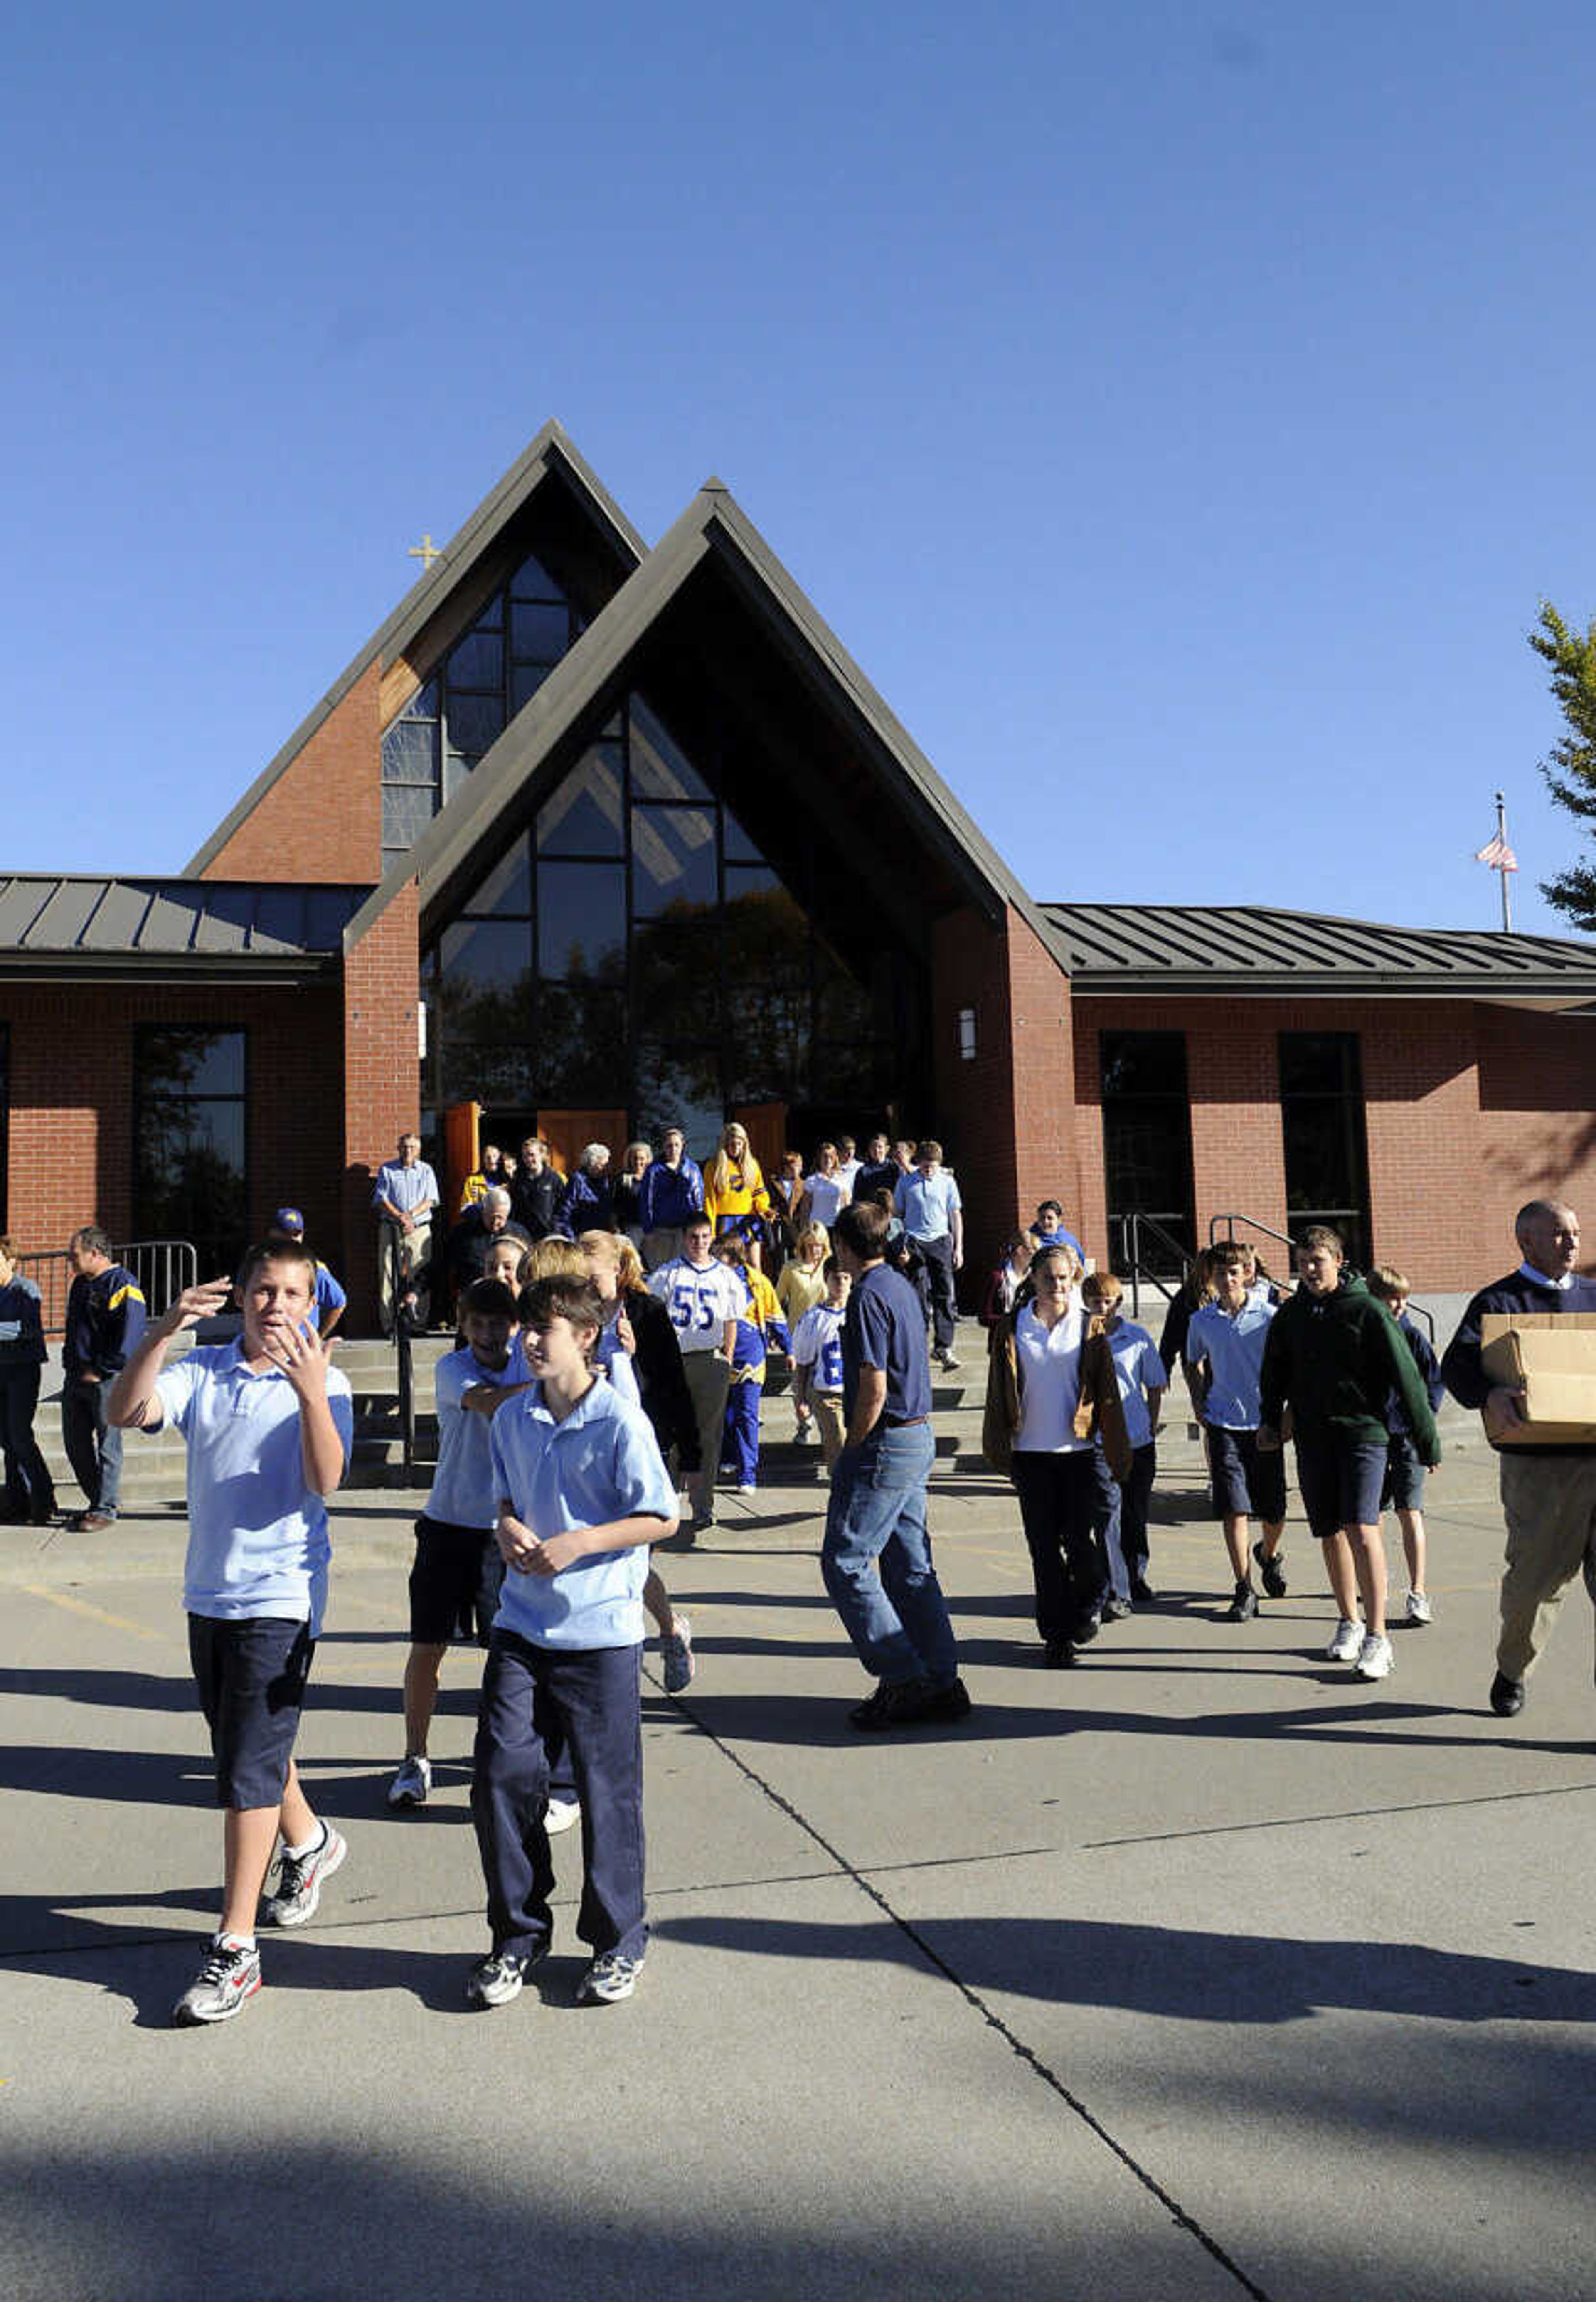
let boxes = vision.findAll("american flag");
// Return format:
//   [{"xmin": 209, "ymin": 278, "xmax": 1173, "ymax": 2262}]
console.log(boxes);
[{"xmin": 1475, "ymin": 831, "xmax": 1518, "ymax": 872}]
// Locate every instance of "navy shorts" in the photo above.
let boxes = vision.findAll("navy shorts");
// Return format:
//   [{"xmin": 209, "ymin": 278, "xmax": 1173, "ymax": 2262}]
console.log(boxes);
[
  {"xmin": 1207, "ymin": 1426, "xmax": 1286, "ymax": 1526},
  {"xmin": 1380, "ymin": 1434, "xmax": 1428, "ymax": 1513},
  {"xmin": 410, "ymin": 1513, "xmax": 505, "ymax": 1646},
  {"xmin": 1295, "ymin": 1434, "xmax": 1388, "ymax": 1540},
  {"xmin": 189, "ymin": 1614, "xmax": 313, "ymax": 1810}
]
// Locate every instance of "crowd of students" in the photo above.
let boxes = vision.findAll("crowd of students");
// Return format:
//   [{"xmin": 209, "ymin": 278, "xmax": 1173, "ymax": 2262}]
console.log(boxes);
[
  {"xmin": 62, "ymin": 1092, "xmax": 1485, "ymax": 2038},
  {"xmin": 978, "ymin": 1223, "xmax": 1445, "ymax": 1683}
]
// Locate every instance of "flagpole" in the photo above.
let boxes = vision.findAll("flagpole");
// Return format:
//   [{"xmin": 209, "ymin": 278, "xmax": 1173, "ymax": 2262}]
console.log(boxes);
[{"xmin": 1495, "ymin": 791, "xmax": 1512, "ymax": 931}]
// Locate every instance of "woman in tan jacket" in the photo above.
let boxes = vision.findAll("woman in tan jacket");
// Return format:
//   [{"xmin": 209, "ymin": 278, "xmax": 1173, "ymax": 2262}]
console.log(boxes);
[{"xmin": 983, "ymin": 1244, "xmax": 1130, "ymax": 1666}]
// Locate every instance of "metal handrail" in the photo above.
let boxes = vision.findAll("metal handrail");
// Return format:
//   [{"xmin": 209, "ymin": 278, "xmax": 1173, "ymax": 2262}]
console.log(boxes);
[
  {"xmin": 1119, "ymin": 1211, "xmax": 1191, "ymax": 1321},
  {"xmin": 1208, "ymin": 1211, "xmax": 1296, "ymax": 1252},
  {"xmin": 1208, "ymin": 1210, "xmax": 1435, "ymax": 1339},
  {"xmin": 17, "ymin": 1239, "xmax": 199, "ymax": 1338}
]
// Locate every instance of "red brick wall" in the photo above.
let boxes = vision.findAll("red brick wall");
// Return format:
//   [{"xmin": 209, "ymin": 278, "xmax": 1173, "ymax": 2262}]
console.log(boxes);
[
  {"xmin": 341, "ymin": 883, "xmax": 422, "ymax": 1330},
  {"xmin": 930, "ymin": 904, "xmax": 1076, "ymax": 1291},
  {"xmin": 1477, "ymin": 1004, "xmax": 1596, "ymax": 1257},
  {"xmin": 202, "ymin": 663, "xmax": 383, "ymax": 885},
  {"xmin": 0, "ymin": 978, "xmax": 344, "ymax": 1270},
  {"xmin": 1069, "ymin": 993, "xmax": 1550, "ymax": 1290}
]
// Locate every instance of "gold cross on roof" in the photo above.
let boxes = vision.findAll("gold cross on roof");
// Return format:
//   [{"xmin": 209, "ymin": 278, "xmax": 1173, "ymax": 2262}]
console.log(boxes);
[{"xmin": 408, "ymin": 533, "xmax": 442, "ymax": 570}]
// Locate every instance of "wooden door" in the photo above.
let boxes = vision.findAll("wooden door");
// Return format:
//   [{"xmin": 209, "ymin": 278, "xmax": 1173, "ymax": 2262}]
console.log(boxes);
[
  {"xmin": 732, "ymin": 1101, "xmax": 789, "ymax": 1187},
  {"xmin": 443, "ymin": 1102, "xmax": 482, "ymax": 1215},
  {"xmin": 537, "ymin": 1109, "xmax": 629, "ymax": 1181}
]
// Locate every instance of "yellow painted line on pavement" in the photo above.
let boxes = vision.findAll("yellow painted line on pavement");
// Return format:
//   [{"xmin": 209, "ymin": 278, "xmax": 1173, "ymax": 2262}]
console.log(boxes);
[{"xmin": 19, "ymin": 1586, "xmax": 163, "ymax": 1641}]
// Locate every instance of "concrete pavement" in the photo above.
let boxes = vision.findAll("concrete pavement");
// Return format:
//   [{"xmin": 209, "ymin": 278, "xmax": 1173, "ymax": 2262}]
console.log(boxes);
[{"xmin": 4, "ymin": 1394, "xmax": 1596, "ymax": 2302}]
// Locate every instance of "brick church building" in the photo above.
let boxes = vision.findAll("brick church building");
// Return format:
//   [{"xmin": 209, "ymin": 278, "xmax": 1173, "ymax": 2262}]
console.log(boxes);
[{"xmin": 5, "ymin": 421, "xmax": 1596, "ymax": 1328}]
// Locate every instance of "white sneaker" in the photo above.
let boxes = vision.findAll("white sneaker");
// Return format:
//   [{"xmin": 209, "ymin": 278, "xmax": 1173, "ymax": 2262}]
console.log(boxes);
[
  {"xmin": 387, "ymin": 1754, "xmax": 431, "ymax": 1807},
  {"xmin": 545, "ymin": 1797, "xmax": 581, "ymax": 1836},
  {"xmin": 1405, "ymin": 1589, "xmax": 1433, "ymax": 1626},
  {"xmin": 1325, "ymin": 1617, "xmax": 1363, "ymax": 1664},
  {"xmin": 1356, "ymin": 1632, "xmax": 1394, "ymax": 1681}
]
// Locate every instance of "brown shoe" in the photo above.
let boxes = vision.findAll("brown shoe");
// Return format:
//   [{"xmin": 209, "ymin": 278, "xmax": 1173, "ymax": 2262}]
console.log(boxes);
[{"xmin": 76, "ymin": 1511, "xmax": 116, "ymax": 1532}]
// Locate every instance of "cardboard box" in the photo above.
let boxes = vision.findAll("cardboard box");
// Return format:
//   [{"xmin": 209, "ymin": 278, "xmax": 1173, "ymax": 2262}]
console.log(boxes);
[{"xmin": 1480, "ymin": 1314, "xmax": 1596, "ymax": 1443}]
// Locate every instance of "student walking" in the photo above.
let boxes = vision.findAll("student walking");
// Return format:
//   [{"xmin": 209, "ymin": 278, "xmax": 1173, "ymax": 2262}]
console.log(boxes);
[
  {"xmin": 468, "ymin": 1272, "xmax": 677, "ymax": 2010},
  {"xmin": 983, "ymin": 1245, "xmax": 1128, "ymax": 1664},
  {"xmin": 107, "ymin": 1242, "xmax": 355, "ymax": 2025},
  {"xmin": 1185, "ymin": 1242, "xmax": 1288, "ymax": 1623},
  {"xmin": 1367, "ymin": 1265, "xmax": 1446, "ymax": 1626},
  {"xmin": 386, "ymin": 1277, "xmax": 525, "ymax": 1810},
  {"xmin": 1259, "ymin": 1227, "xmax": 1440, "ymax": 1681}
]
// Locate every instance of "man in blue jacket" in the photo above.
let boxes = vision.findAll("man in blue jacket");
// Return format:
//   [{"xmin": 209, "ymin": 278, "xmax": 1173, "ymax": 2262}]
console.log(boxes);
[
  {"xmin": 62, "ymin": 1225, "xmax": 146, "ymax": 1531},
  {"xmin": 639, "ymin": 1127, "xmax": 706, "ymax": 1272},
  {"xmin": 1441, "ymin": 1200, "xmax": 1596, "ymax": 1718}
]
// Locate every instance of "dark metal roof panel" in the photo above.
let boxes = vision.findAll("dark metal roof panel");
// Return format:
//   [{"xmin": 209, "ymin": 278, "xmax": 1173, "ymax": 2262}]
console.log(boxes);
[
  {"xmin": 1046, "ymin": 903, "xmax": 1596, "ymax": 986},
  {"xmin": 0, "ymin": 877, "xmax": 369, "ymax": 958},
  {"xmin": 139, "ymin": 887, "xmax": 207, "ymax": 951},
  {"xmin": 0, "ymin": 879, "xmax": 56, "ymax": 944},
  {"xmin": 79, "ymin": 881, "xmax": 154, "ymax": 949},
  {"xmin": 27, "ymin": 880, "xmax": 104, "ymax": 948}
]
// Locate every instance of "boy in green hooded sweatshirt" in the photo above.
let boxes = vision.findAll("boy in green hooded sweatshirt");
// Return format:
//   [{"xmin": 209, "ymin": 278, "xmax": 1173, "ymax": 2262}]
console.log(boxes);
[{"xmin": 1257, "ymin": 1226, "xmax": 1439, "ymax": 1683}]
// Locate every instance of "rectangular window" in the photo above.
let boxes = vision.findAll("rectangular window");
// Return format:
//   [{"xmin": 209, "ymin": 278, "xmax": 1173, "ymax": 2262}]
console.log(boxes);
[
  {"xmin": 1278, "ymin": 1031, "xmax": 1370, "ymax": 1267},
  {"xmin": 133, "ymin": 1027, "xmax": 247, "ymax": 1280},
  {"xmin": 1099, "ymin": 1030, "xmax": 1194, "ymax": 1277}
]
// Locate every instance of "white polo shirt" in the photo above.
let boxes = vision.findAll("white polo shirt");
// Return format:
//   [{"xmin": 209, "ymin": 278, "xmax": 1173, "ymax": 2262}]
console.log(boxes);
[
  {"xmin": 1015, "ymin": 1302, "xmax": 1092, "ymax": 1454},
  {"xmin": 155, "ymin": 1341, "xmax": 355, "ymax": 1632}
]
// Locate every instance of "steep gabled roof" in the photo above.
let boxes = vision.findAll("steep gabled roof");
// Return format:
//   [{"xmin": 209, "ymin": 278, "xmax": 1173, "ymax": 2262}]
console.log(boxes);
[
  {"xmin": 0, "ymin": 875, "xmax": 365, "ymax": 980},
  {"xmin": 185, "ymin": 420, "xmax": 647, "ymax": 876},
  {"xmin": 345, "ymin": 480, "xmax": 1055, "ymax": 957},
  {"xmin": 1047, "ymin": 902, "xmax": 1596, "ymax": 1005}
]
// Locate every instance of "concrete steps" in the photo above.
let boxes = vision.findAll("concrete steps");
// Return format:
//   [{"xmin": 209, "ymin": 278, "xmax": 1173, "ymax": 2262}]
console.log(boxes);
[{"xmin": 23, "ymin": 1317, "xmax": 1489, "ymax": 1513}]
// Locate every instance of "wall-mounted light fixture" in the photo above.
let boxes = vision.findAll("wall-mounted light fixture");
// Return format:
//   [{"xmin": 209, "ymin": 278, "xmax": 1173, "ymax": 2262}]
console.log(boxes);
[{"xmin": 958, "ymin": 1007, "xmax": 977, "ymax": 1061}]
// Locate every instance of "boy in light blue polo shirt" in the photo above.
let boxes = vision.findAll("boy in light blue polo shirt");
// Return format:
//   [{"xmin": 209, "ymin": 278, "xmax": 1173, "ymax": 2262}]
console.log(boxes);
[
  {"xmin": 1185, "ymin": 1242, "xmax": 1287, "ymax": 1623},
  {"xmin": 107, "ymin": 1240, "xmax": 355, "ymax": 2027},
  {"xmin": 469, "ymin": 1272, "xmax": 677, "ymax": 2013}
]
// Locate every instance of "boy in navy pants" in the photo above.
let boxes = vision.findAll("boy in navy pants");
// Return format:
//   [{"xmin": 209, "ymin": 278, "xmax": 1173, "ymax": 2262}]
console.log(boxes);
[
  {"xmin": 108, "ymin": 1241, "xmax": 354, "ymax": 2025},
  {"xmin": 469, "ymin": 1273, "xmax": 677, "ymax": 2010}
]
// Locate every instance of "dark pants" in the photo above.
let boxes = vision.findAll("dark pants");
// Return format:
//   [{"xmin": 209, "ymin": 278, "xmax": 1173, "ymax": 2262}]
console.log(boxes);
[
  {"xmin": 1093, "ymin": 1442, "xmax": 1157, "ymax": 1585},
  {"xmin": 0, "ymin": 1365, "xmax": 54, "ymax": 1516},
  {"xmin": 61, "ymin": 1375, "xmax": 121, "ymax": 1516},
  {"xmin": 1012, "ymin": 1450, "xmax": 1104, "ymax": 1645},
  {"xmin": 471, "ymin": 1630, "xmax": 646, "ymax": 1963},
  {"xmin": 914, "ymin": 1234, "xmax": 958, "ymax": 1353}
]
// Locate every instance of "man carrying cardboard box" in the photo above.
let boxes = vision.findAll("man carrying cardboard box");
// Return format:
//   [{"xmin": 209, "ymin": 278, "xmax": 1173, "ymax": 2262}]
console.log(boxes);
[{"xmin": 1441, "ymin": 1201, "xmax": 1596, "ymax": 1718}]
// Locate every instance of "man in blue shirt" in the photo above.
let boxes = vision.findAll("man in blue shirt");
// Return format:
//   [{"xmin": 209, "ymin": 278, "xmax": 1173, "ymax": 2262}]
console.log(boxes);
[
  {"xmin": 893, "ymin": 1140, "xmax": 964, "ymax": 1370},
  {"xmin": 372, "ymin": 1133, "xmax": 441, "ymax": 1336},
  {"xmin": 821, "ymin": 1201, "xmax": 969, "ymax": 1730}
]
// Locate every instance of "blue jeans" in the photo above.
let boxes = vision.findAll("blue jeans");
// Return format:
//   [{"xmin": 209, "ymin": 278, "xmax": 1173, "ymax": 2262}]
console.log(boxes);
[
  {"xmin": 62, "ymin": 1375, "xmax": 121, "ymax": 1516},
  {"xmin": 822, "ymin": 1421, "xmax": 958, "ymax": 1687}
]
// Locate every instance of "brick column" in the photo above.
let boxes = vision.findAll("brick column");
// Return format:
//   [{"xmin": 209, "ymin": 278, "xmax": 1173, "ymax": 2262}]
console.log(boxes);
[
  {"xmin": 930, "ymin": 904, "xmax": 1076, "ymax": 1293},
  {"xmin": 342, "ymin": 882, "xmax": 421, "ymax": 1332}
]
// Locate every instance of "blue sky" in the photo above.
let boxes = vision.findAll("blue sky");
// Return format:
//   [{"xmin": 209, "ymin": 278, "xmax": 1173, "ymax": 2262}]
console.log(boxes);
[{"xmin": 6, "ymin": 1, "xmax": 1594, "ymax": 934}]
